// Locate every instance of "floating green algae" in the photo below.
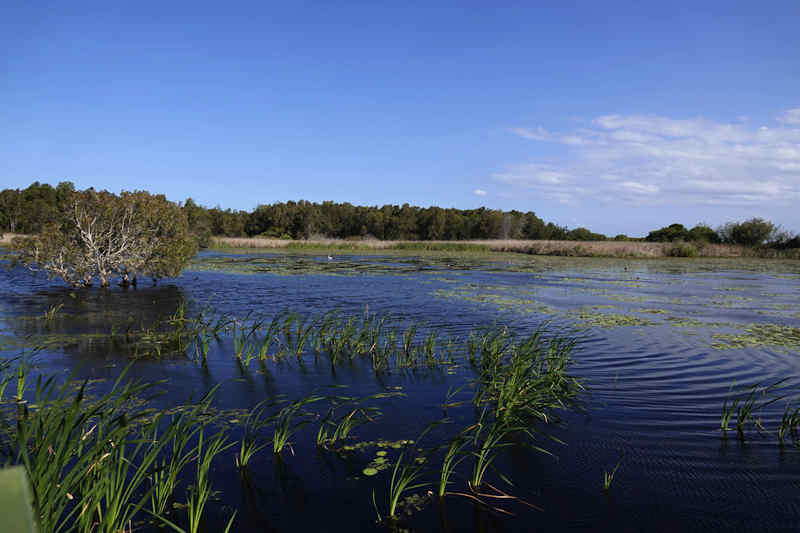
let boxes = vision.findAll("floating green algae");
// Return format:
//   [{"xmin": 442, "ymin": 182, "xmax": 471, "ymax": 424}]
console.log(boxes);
[
  {"xmin": 605, "ymin": 294, "xmax": 651, "ymax": 303},
  {"xmin": 569, "ymin": 311, "xmax": 658, "ymax": 328},
  {"xmin": 711, "ymin": 324, "xmax": 800, "ymax": 350},
  {"xmin": 433, "ymin": 287, "xmax": 557, "ymax": 315},
  {"xmin": 340, "ymin": 439, "xmax": 414, "ymax": 452}
]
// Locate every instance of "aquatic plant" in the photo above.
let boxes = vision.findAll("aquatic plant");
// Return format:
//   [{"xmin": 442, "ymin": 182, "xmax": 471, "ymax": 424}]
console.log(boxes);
[
  {"xmin": 317, "ymin": 406, "xmax": 375, "ymax": 449},
  {"xmin": 149, "ymin": 403, "xmax": 209, "ymax": 516},
  {"xmin": 315, "ymin": 392, "xmax": 394, "ymax": 449},
  {"xmin": 184, "ymin": 431, "xmax": 232, "ymax": 533},
  {"xmin": 271, "ymin": 395, "xmax": 325, "ymax": 455},
  {"xmin": 4, "ymin": 365, "xmax": 218, "ymax": 533},
  {"xmin": 436, "ymin": 427, "xmax": 474, "ymax": 498},
  {"xmin": 602, "ymin": 453, "xmax": 624, "ymax": 491},
  {"xmin": 711, "ymin": 324, "xmax": 800, "ymax": 351},
  {"xmin": 473, "ymin": 329, "xmax": 582, "ymax": 428},
  {"xmin": 373, "ymin": 448, "xmax": 429, "ymax": 523},
  {"xmin": 42, "ymin": 303, "xmax": 63, "ymax": 322},
  {"xmin": 191, "ymin": 308, "xmax": 231, "ymax": 363},
  {"xmin": 469, "ymin": 412, "xmax": 516, "ymax": 491},
  {"xmin": 778, "ymin": 402, "xmax": 800, "ymax": 446},
  {"xmin": 235, "ymin": 401, "xmax": 271, "ymax": 469},
  {"xmin": 232, "ymin": 313, "xmax": 264, "ymax": 367},
  {"xmin": 721, "ymin": 379, "xmax": 787, "ymax": 440}
]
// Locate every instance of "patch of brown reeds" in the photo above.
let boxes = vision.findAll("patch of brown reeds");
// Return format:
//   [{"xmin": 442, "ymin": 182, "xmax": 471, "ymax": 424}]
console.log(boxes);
[{"xmin": 209, "ymin": 236, "xmax": 745, "ymax": 258}]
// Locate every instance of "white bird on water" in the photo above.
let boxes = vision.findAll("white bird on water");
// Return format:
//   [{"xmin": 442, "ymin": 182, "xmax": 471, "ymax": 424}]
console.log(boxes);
[{"xmin": 327, "ymin": 255, "xmax": 334, "ymax": 261}]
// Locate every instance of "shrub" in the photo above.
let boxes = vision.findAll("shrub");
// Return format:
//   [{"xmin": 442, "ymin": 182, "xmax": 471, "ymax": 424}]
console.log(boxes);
[
  {"xmin": 668, "ymin": 242, "xmax": 697, "ymax": 257},
  {"xmin": 718, "ymin": 218, "xmax": 777, "ymax": 246},
  {"xmin": 688, "ymin": 224, "xmax": 721, "ymax": 243},
  {"xmin": 646, "ymin": 223, "xmax": 690, "ymax": 242}
]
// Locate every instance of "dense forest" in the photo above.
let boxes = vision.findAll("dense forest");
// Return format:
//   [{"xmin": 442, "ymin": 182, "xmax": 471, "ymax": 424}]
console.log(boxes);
[
  {"xmin": 1, "ymin": 181, "xmax": 797, "ymax": 249},
  {"xmin": 1, "ymin": 182, "xmax": 597, "ymax": 243}
]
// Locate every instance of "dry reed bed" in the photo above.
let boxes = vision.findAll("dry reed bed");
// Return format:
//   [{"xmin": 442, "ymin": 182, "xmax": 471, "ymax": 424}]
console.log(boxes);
[{"xmin": 210, "ymin": 236, "xmax": 745, "ymax": 258}]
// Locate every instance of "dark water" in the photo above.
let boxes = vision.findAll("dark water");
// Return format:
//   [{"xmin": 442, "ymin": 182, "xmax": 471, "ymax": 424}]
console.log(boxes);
[{"xmin": 2, "ymin": 251, "xmax": 800, "ymax": 532}]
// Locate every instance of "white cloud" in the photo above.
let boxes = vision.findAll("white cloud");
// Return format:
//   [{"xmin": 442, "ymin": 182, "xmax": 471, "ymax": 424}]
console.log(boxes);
[
  {"xmin": 778, "ymin": 108, "xmax": 800, "ymax": 125},
  {"xmin": 472, "ymin": 188, "xmax": 488, "ymax": 197},
  {"xmin": 500, "ymin": 109, "xmax": 800, "ymax": 207},
  {"xmin": 511, "ymin": 127, "xmax": 551, "ymax": 141}
]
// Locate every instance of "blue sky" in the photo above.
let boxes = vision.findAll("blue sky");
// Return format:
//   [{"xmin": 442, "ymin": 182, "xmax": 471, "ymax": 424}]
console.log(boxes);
[{"xmin": 2, "ymin": 1, "xmax": 799, "ymax": 236}]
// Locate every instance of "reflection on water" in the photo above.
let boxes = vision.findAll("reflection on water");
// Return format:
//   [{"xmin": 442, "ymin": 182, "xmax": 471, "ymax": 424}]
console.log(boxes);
[{"xmin": 1, "ymin": 251, "xmax": 800, "ymax": 532}]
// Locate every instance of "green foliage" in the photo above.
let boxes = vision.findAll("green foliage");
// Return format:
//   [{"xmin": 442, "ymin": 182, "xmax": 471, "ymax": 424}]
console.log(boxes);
[
  {"xmin": 688, "ymin": 224, "xmax": 721, "ymax": 243},
  {"xmin": 646, "ymin": 223, "xmax": 690, "ymax": 242},
  {"xmin": 4, "ymin": 364, "xmax": 226, "ymax": 533},
  {"xmin": 565, "ymin": 227, "xmax": 606, "ymax": 241},
  {"xmin": 12, "ymin": 188, "xmax": 196, "ymax": 287},
  {"xmin": 602, "ymin": 453, "xmax": 624, "ymax": 491},
  {"xmin": 667, "ymin": 242, "xmax": 697, "ymax": 257},
  {"xmin": 647, "ymin": 222, "xmax": 724, "ymax": 245},
  {"xmin": 720, "ymin": 379, "xmax": 787, "ymax": 440},
  {"xmin": 718, "ymin": 218, "xmax": 777, "ymax": 246},
  {"xmin": 0, "ymin": 181, "xmax": 73, "ymax": 235}
]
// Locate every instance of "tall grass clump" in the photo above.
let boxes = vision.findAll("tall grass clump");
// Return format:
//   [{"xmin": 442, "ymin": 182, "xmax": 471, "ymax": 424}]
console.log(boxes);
[
  {"xmin": 472, "ymin": 329, "xmax": 582, "ymax": 428},
  {"xmin": 778, "ymin": 402, "xmax": 800, "ymax": 446},
  {"xmin": 271, "ymin": 395, "xmax": 325, "ymax": 455},
  {"xmin": 721, "ymin": 379, "xmax": 787, "ymax": 440},
  {"xmin": 1, "ymin": 361, "xmax": 229, "ymax": 533},
  {"xmin": 235, "ymin": 401, "xmax": 271, "ymax": 469},
  {"xmin": 157, "ymin": 431, "xmax": 236, "ymax": 533},
  {"xmin": 602, "ymin": 453, "xmax": 624, "ymax": 491}
]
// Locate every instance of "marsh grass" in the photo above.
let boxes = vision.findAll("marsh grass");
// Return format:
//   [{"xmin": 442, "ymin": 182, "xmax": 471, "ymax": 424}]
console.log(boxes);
[
  {"xmin": 372, "ymin": 422, "xmax": 444, "ymax": 524},
  {"xmin": 210, "ymin": 237, "xmax": 747, "ymax": 258},
  {"xmin": 602, "ymin": 453, "xmax": 624, "ymax": 491},
  {"xmin": 778, "ymin": 402, "xmax": 800, "ymax": 446},
  {"xmin": 1, "ymin": 362, "xmax": 231, "ymax": 533},
  {"xmin": 271, "ymin": 395, "xmax": 325, "ymax": 455},
  {"xmin": 721, "ymin": 379, "xmax": 788, "ymax": 440},
  {"xmin": 3, "ymin": 305, "xmax": 590, "ymax": 530},
  {"xmin": 317, "ymin": 406, "xmax": 376, "ymax": 449},
  {"xmin": 473, "ymin": 329, "xmax": 582, "ymax": 429},
  {"xmin": 436, "ymin": 426, "xmax": 475, "ymax": 498},
  {"xmin": 42, "ymin": 303, "xmax": 63, "ymax": 322},
  {"xmin": 235, "ymin": 401, "xmax": 271, "ymax": 469},
  {"xmin": 315, "ymin": 391, "xmax": 397, "ymax": 449}
]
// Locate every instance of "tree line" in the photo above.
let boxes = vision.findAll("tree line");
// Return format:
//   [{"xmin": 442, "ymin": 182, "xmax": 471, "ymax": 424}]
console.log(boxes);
[
  {"xmin": 643, "ymin": 220, "xmax": 800, "ymax": 248},
  {"xmin": 3, "ymin": 182, "xmax": 607, "ymax": 244},
  {"xmin": 1, "ymin": 182, "xmax": 797, "ymax": 250}
]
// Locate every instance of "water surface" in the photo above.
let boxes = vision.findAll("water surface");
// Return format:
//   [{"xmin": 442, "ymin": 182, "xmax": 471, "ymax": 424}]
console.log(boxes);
[{"xmin": 2, "ymin": 250, "xmax": 799, "ymax": 532}]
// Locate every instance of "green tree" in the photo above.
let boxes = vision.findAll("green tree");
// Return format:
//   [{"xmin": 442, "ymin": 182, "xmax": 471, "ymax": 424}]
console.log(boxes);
[
  {"xmin": 183, "ymin": 197, "xmax": 213, "ymax": 247},
  {"xmin": 718, "ymin": 218, "xmax": 777, "ymax": 246},
  {"xmin": 13, "ymin": 189, "xmax": 196, "ymax": 287},
  {"xmin": 688, "ymin": 224, "xmax": 721, "ymax": 243},
  {"xmin": 646, "ymin": 223, "xmax": 690, "ymax": 242}
]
